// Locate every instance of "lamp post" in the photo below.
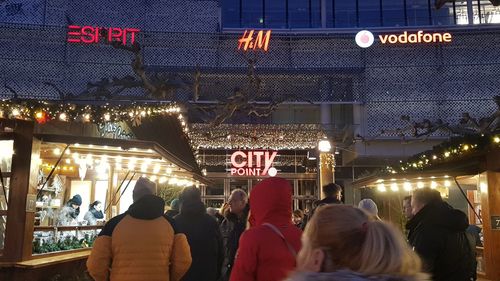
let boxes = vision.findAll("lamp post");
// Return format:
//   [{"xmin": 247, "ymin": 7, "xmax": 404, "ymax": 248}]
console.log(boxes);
[{"xmin": 318, "ymin": 139, "xmax": 334, "ymax": 199}]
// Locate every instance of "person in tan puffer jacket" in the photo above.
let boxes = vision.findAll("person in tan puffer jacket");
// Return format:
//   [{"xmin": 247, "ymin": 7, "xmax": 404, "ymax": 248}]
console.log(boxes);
[{"xmin": 87, "ymin": 177, "xmax": 192, "ymax": 281}]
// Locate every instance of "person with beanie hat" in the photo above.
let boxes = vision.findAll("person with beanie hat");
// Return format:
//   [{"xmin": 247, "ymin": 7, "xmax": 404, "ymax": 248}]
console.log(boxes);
[
  {"xmin": 174, "ymin": 187, "xmax": 223, "ymax": 281},
  {"xmin": 88, "ymin": 177, "xmax": 192, "ymax": 281},
  {"xmin": 166, "ymin": 198, "xmax": 180, "ymax": 218},
  {"xmin": 57, "ymin": 194, "xmax": 83, "ymax": 226},
  {"xmin": 358, "ymin": 199, "xmax": 381, "ymax": 220}
]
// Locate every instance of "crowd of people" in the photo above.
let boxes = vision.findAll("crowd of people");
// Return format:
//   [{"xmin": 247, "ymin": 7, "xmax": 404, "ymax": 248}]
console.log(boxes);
[{"xmin": 86, "ymin": 178, "xmax": 478, "ymax": 281}]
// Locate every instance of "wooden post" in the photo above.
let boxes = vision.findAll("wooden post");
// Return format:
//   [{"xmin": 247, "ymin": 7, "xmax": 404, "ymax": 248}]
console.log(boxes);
[
  {"xmin": 481, "ymin": 150, "xmax": 500, "ymax": 280},
  {"xmin": 2, "ymin": 120, "xmax": 38, "ymax": 262}
]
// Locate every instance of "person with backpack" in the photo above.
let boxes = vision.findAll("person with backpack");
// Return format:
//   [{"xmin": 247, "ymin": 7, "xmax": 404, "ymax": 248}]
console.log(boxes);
[{"xmin": 229, "ymin": 177, "xmax": 302, "ymax": 281}]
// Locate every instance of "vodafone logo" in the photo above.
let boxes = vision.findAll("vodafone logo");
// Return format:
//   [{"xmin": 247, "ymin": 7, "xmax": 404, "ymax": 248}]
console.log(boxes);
[
  {"xmin": 355, "ymin": 30, "xmax": 453, "ymax": 48},
  {"xmin": 355, "ymin": 30, "xmax": 374, "ymax": 48}
]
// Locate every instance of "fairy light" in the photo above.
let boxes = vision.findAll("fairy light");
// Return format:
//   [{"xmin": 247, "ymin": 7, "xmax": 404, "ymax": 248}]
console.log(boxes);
[
  {"xmin": 403, "ymin": 182, "xmax": 412, "ymax": 191},
  {"xmin": 431, "ymin": 181, "xmax": 438, "ymax": 189},
  {"xmin": 59, "ymin": 113, "xmax": 67, "ymax": 121},
  {"xmin": 390, "ymin": 183, "xmax": 399, "ymax": 192},
  {"xmin": 417, "ymin": 182, "xmax": 425, "ymax": 189},
  {"xmin": 377, "ymin": 183, "xmax": 386, "ymax": 192},
  {"xmin": 444, "ymin": 180, "xmax": 451, "ymax": 187}
]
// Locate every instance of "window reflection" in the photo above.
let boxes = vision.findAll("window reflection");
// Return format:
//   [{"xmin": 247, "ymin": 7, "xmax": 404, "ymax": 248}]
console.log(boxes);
[{"xmin": 223, "ymin": 0, "xmax": 474, "ymax": 29}]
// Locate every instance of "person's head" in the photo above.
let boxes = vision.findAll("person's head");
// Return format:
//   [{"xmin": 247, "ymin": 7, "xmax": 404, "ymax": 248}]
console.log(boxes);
[
  {"xmin": 403, "ymin": 196, "xmax": 413, "ymax": 220},
  {"xmin": 90, "ymin": 200, "xmax": 102, "ymax": 211},
  {"xmin": 358, "ymin": 199, "xmax": 380, "ymax": 220},
  {"xmin": 69, "ymin": 194, "xmax": 82, "ymax": 209},
  {"xmin": 170, "ymin": 198, "xmax": 180, "ymax": 211},
  {"xmin": 228, "ymin": 189, "xmax": 248, "ymax": 215},
  {"xmin": 297, "ymin": 205, "xmax": 425, "ymax": 278},
  {"xmin": 411, "ymin": 188, "xmax": 442, "ymax": 216},
  {"xmin": 179, "ymin": 187, "xmax": 202, "ymax": 205},
  {"xmin": 322, "ymin": 183, "xmax": 342, "ymax": 201},
  {"xmin": 293, "ymin": 209, "xmax": 304, "ymax": 225},
  {"xmin": 133, "ymin": 177, "xmax": 156, "ymax": 202},
  {"xmin": 249, "ymin": 177, "xmax": 293, "ymax": 226}
]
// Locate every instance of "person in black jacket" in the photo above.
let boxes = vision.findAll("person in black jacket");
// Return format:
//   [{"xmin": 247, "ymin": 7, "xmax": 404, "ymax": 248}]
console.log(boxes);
[
  {"xmin": 219, "ymin": 189, "xmax": 249, "ymax": 281},
  {"xmin": 406, "ymin": 188, "xmax": 475, "ymax": 281},
  {"xmin": 175, "ymin": 187, "xmax": 223, "ymax": 281}
]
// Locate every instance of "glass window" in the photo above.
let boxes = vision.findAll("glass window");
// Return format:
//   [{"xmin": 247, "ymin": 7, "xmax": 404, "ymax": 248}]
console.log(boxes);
[
  {"xmin": 406, "ymin": 0, "xmax": 431, "ymax": 26},
  {"xmin": 222, "ymin": 0, "xmax": 241, "ymax": 28},
  {"xmin": 289, "ymin": 0, "xmax": 310, "ymax": 27},
  {"xmin": 206, "ymin": 199, "xmax": 225, "ymax": 208},
  {"xmin": 206, "ymin": 179, "xmax": 225, "ymax": 196},
  {"xmin": 358, "ymin": 0, "xmax": 382, "ymax": 27},
  {"xmin": 335, "ymin": 1, "xmax": 357, "ymax": 27},
  {"xmin": 265, "ymin": 0, "xmax": 287, "ymax": 28},
  {"xmin": 230, "ymin": 179, "xmax": 249, "ymax": 194},
  {"xmin": 432, "ymin": 3, "xmax": 455, "ymax": 25},
  {"xmin": 474, "ymin": 1, "xmax": 500, "ymax": 24},
  {"xmin": 242, "ymin": 0, "xmax": 264, "ymax": 27},
  {"xmin": 382, "ymin": 0, "xmax": 406, "ymax": 26},
  {"xmin": 311, "ymin": 0, "xmax": 322, "ymax": 28},
  {"xmin": 455, "ymin": 1, "xmax": 469, "ymax": 25}
]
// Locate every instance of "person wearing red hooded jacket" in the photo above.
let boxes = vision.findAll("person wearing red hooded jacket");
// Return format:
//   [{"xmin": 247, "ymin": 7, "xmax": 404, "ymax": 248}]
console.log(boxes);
[{"xmin": 230, "ymin": 177, "xmax": 302, "ymax": 281}]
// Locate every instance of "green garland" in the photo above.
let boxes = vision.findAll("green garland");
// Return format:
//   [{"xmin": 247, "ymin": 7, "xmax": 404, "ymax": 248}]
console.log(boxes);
[
  {"xmin": 387, "ymin": 134, "xmax": 500, "ymax": 174},
  {"xmin": 0, "ymin": 99, "xmax": 182, "ymax": 125}
]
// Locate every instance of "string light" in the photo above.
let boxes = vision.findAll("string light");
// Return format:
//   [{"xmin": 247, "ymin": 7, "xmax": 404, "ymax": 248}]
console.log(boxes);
[{"xmin": 189, "ymin": 123, "xmax": 326, "ymax": 150}]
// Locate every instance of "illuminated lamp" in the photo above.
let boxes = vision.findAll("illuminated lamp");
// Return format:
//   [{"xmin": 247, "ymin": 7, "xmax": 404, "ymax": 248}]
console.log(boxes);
[
  {"xmin": 35, "ymin": 111, "xmax": 49, "ymax": 124},
  {"xmin": 318, "ymin": 139, "xmax": 331, "ymax": 153}
]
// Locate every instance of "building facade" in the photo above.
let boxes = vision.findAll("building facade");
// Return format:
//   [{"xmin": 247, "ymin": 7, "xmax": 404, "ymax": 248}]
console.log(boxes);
[{"xmin": 1, "ymin": 0, "xmax": 499, "ymax": 204}]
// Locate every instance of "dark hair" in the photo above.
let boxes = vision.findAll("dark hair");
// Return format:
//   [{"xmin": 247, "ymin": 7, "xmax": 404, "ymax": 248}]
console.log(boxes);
[
  {"xmin": 89, "ymin": 200, "xmax": 101, "ymax": 209},
  {"xmin": 322, "ymin": 183, "xmax": 342, "ymax": 197},
  {"xmin": 179, "ymin": 187, "xmax": 202, "ymax": 203},
  {"xmin": 293, "ymin": 209, "xmax": 304, "ymax": 219},
  {"xmin": 412, "ymin": 188, "xmax": 442, "ymax": 206},
  {"xmin": 403, "ymin": 195, "xmax": 412, "ymax": 202}
]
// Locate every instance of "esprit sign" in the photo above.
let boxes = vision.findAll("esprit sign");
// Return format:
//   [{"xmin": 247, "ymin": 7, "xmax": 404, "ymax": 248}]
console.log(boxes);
[
  {"xmin": 230, "ymin": 151, "xmax": 277, "ymax": 176},
  {"xmin": 67, "ymin": 25, "xmax": 140, "ymax": 45},
  {"xmin": 238, "ymin": 30, "xmax": 272, "ymax": 52},
  {"xmin": 355, "ymin": 30, "xmax": 452, "ymax": 48}
]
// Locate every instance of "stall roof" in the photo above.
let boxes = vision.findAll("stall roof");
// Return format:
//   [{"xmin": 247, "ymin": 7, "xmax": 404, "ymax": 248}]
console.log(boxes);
[
  {"xmin": 35, "ymin": 133, "xmax": 209, "ymax": 185},
  {"xmin": 352, "ymin": 153, "xmax": 484, "ymax": 188}
]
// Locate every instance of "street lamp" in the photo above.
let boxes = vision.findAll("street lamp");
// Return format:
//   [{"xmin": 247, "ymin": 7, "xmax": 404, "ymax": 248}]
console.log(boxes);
[{"xmin": 318, "ymin": 139, "xmax": 332, "ymax": 152}]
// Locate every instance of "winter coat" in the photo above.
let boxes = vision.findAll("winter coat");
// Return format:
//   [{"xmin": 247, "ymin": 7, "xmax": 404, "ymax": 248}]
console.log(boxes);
[
  {"xmin": 87, "ymin": 195, "xmax": 192, "ymax": 281},
  {"xmin": 230, "ymin": 177, "xmax": 302, "ymax": 281},
  {"xmin": 406, "ymin": 201, "xmax": 475, "ymax": 281},
  {"xmin": 83, "ymin": 207, "xmax": 104, "ymax": 225},
  {"xmin": 174, "ymin": 200, "xmax": 224, "ymax": 281},
  {"xmin": 219, "ymin": 205, "xmax": 249, "ymax": 281},
  {"xmin": 57, "ymin": 204, "xmax": 79, "ymax": 226},
  {"xmin": 285, "ymin": 270, "xmax": 429, "ymax": 281}
]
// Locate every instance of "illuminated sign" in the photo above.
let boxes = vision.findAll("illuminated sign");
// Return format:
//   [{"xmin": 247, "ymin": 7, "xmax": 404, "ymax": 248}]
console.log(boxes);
[
  {"xmin": 67, "ymin": 25, "xmax": 140, "ymax": 45},
  {"xmin": 379, "ymin": 31, "xmax": 452, "ymax": 44},
  {"xmin": 355, "ymin": 30, "xmax": 375, "ymax": 48},
  {"xmin": 230, "ymin": 151, "xmax": 277, "ymax": 176},
  {"xmin": 238, "ymin": 30, "xmax": 272, "ymax": 52},
  {"xmin": 356, "ymin": 30, "xmax": 452, "ymax": 47}
]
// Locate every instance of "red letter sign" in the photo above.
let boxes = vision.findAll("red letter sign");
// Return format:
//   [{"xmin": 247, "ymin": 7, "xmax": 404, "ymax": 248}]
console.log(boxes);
[
  {"xmin": 238, "ymin": 30, "xmax": 272, "ymax": 52},
  {"xmin": 230, "ymin": 150, "xmax": 277, "ymax": 176},
  {"xmin": 67, "ymin": 25, "xmax": 140, "ymax": 45}
]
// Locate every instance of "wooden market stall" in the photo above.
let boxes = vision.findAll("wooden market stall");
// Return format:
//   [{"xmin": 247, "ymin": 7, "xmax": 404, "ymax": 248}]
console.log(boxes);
[
  {"xmin": 0, "ymin": 116, "xmax": 206, "ymax": 280},
  {"xmin": 353, "ymin": 139, "xmax": 500, "ymax": 281}
]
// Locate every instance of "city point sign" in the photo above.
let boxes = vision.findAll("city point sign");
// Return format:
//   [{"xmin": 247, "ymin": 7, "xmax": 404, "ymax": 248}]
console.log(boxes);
[
  {"xmin": 230, "ymin": 150, "xmax": 277, "ymax": 176},
  {"xmin": 238, "ymin": 30, "xmax": 272, "ymax": 52},
  {"xmin": 355, "ymin": 30, "xmax": 452, "ymax": 48},
  {"xmin": 67, "ymin": 25, "xmax": 140, "ymax": 45}
]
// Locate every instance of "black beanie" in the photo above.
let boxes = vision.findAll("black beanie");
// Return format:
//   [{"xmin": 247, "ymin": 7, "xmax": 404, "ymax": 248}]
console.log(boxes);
[{"xmin": 71, "ymin": 194, "xmax": 82, "ymax": 206}]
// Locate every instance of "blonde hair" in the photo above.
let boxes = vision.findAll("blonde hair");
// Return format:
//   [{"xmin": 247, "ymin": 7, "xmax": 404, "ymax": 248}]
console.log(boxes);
[{"xmin": 305, "ymin": 205, "xmax": 427, "ymax": 279}]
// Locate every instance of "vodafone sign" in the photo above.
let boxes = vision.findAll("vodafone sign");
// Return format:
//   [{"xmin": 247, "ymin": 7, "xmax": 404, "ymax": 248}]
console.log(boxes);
[
  {"xmin": 355, "ymin": 30, "xmax": 375, "ymax": 48},
  {"xmin": 230, "ymin": 151, "xmax": 277, "ymax": 177},
  {"xmin": 356, "ymin": 30, "xmax": 453, "ymax": 48}
]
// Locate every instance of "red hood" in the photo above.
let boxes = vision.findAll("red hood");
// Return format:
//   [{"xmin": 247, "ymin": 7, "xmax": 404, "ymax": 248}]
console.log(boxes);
[{"xmin": 249, "ymin": 177, "xmax": 293, "ymax": 227}]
